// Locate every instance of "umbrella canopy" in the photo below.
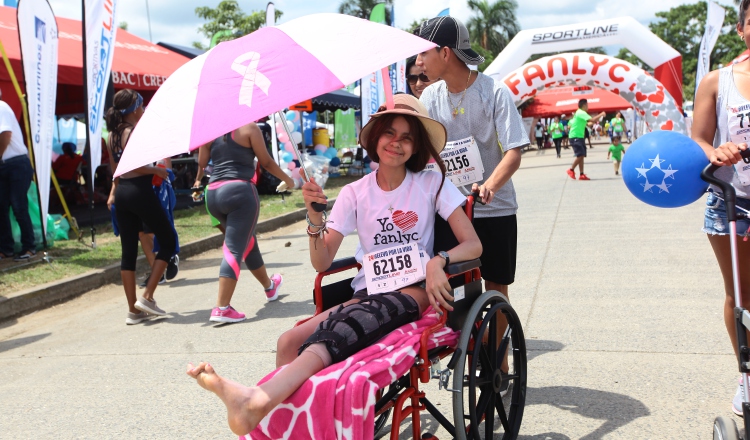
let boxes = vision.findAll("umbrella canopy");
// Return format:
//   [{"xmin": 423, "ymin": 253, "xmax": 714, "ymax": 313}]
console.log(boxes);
[
  {"xmin": 0, "ymin": 5, "xmax": 190, "ymax": 117},
  {"xmin": 115, "ymin": 13, "xmax": 435, "ymax": 176},
  {"xmin": 521, "ymin": 86, "xmax": 632, "ymax": 119}
]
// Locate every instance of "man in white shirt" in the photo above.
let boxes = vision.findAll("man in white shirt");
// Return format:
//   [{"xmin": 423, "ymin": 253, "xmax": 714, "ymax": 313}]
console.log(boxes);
[{"xmin": 0, "ymin": 91, "xmax": 35, "ymax": 260}]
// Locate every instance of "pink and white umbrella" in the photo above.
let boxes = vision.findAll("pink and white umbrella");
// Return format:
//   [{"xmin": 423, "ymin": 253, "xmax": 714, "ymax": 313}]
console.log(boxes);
[{"xmin": 114, "ymin": 13, "xmax": 436, "ymax": 176}]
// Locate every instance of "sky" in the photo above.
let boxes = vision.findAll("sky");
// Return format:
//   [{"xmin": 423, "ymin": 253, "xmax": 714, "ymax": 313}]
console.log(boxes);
[{"xmin": 46, "ymin": 0, "xmax": 716, "ymax": 52}]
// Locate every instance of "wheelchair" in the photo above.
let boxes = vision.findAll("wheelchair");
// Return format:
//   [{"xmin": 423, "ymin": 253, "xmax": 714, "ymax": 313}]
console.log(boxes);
[{"xmin": 296, "ymin": 194, "xmax": 528, "ymax": 439}]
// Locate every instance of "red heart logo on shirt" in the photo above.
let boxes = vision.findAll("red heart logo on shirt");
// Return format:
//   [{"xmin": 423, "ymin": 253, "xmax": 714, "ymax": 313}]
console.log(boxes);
[{"xmin": 392, "ymin": 210, "xmax": 418, "ymax": 231}]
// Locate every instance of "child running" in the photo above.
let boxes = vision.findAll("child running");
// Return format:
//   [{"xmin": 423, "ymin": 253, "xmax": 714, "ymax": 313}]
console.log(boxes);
[
  {"xmin": 607, "ymin": 136, "xmax": 626, "ymax": 175},
  {"xmin": 186, "ymin": 94, "xmax": 482, "ymax": 436}
]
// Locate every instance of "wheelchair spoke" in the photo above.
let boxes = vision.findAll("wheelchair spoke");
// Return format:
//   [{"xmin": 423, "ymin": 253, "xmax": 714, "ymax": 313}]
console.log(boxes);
[
  {"xmin": 496, "ymin": 393, "xmax": 510, "ymax": 432},
  {"xmin": 485, "ymin": 388, "xmax": 496, "ymax": 440}
]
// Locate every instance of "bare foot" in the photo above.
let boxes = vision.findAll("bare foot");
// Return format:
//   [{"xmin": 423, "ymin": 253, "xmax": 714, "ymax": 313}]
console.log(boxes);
[{"xmin": 187, "ymin": 362, "xmax": 273, "ymax": 435}]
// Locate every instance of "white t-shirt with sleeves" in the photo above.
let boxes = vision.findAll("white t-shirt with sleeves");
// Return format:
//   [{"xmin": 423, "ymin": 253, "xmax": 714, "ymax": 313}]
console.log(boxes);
[
  {"xmin": 328, "ymin": 169, "xmax": 466, "ymax": 293},
  {"xmin": 0, "ymin": 101, "xmax": 27, "ymax": 161}
]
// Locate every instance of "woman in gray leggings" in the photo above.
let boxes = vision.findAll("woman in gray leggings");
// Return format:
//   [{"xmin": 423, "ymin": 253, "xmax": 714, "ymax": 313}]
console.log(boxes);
[{"xmin": 194, "ymin": 122, "xmax": 293, "ymax": 323}]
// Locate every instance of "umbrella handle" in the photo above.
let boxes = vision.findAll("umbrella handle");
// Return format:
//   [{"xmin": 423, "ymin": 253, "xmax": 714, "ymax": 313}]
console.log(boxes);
[{"xmin": 276, "ymin": 111, "xmax": 326, "ymax": 212}]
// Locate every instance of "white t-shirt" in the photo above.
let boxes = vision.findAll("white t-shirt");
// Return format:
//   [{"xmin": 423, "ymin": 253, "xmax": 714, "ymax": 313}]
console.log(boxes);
[
  {"xmin": 328, "ymin": 169, "xmax": 466, "ymax": 293},
  {"xmin": 0, "ymin": 101, "xmax": 27, "ymax": 160}
]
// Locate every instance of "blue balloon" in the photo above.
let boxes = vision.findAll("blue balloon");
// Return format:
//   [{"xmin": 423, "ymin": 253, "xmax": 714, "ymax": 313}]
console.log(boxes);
[
  {"xmin": 330, "ymin": 157, "xmax": 341, "ymax": 166},
  {"xmin": 285, "ymin": 112, "xmax": 296, "ymax": 121},
  {"xmin": 326, "ymin": 147, "xmax": 337, "ymax": 156},
  {"xmin": 622, "ymin": 131, "xmax": 709, "ymax": 208},
  {"xmin": 281, "ymin": 151, "xmax": 293, "ymax": 163}
]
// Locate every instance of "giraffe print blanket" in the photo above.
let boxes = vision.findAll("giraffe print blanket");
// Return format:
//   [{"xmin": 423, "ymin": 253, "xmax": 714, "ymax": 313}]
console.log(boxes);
[{"xmin": 246, "ymin": 308, "xmax": 459, "ymax": 440}]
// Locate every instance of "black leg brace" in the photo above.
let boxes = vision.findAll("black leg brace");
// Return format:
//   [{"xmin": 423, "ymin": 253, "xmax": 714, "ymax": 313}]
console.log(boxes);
[{"xmin": 299, "ymin": 291, "xmax": 420, "ymax": 364}]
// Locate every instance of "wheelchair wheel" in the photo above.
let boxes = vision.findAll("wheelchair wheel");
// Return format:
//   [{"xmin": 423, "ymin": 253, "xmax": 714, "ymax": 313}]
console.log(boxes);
[
  {"xmin": 452, "ymin": 290, "xmax": 527, "ymax": 440},
  {"xmin": 713, "ymin": 416, "xmax": 740, "ymax": 440},
  {"xmin": 374, "ymin": 387, "xmax": 393, "ymax": 437}
]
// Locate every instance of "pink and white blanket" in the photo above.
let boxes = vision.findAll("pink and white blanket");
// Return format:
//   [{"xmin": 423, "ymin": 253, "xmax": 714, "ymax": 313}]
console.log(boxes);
[{"xmin": 246, "ymin": 309, "xmax": 459, "ymax": 440}]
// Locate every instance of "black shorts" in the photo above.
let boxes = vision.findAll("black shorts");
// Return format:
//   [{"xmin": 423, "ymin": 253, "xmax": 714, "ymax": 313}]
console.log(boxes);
[
  {"xmin": 473, "ymin": 215, "xmax": 517, "ymax": 285},
  {"xmin": 570, "ymin": 138, "xmax": 587, "ymax": 157}
]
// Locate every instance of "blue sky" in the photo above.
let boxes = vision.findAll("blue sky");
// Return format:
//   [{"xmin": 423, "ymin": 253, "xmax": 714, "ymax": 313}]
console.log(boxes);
[{"xmin": 47, "ymin": 0, "xmax": 716, "ymax": 52}]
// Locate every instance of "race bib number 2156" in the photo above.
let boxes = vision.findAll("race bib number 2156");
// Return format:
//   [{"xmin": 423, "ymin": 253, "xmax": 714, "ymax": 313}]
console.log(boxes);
[{"xmin": 425, "ymin": 136, "xmax": 485, "ymax": 187}]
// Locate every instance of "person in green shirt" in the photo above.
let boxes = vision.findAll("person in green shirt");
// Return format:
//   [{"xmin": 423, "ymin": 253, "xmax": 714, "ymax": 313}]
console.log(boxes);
[
  {"xmin": 566, "ymin": 99, "xmax": 606, "ymax": 180},
  {"xmin": 610, "ymin": 112, "xmax": 625, "ymax": 141},
  {"xmin": 548, "ymin": 115, "xmax": 565, "ymax": 158},
  {"xmin": 607, "ymin": 135, "xmax": 626, "ymax": 175}
]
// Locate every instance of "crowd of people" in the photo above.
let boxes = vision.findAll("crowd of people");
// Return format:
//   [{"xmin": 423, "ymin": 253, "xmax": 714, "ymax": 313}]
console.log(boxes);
[{"xmin": 0, "ymin": 4, "xmax": 748, "ymax": 436}]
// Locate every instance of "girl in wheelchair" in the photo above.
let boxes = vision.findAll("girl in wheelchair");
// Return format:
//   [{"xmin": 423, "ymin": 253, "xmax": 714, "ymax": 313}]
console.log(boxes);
[{"xmin": 187, "ymin": 94, "xmax": 482, "ymax": 436}]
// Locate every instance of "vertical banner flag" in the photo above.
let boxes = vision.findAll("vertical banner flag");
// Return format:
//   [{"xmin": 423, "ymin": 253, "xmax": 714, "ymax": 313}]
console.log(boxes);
[
  {"xmin": 696, "ymin": 0, "xmax": 725, "ymax": 98},
  {"xmin": 265, "ymin": 2, "xmax": 279, "ymax": 164},
  {"xmin": 437, "ymin": 8, "xmax": 450, "ymax": 17},
  {"xmin": 335, "ymin": 109, "xmax": 356, "ymax": 148},
  {"xmin": 84, "ymin": 0, "xmax": 118, "ymax": 186},
  {"xmin": 302, "ymin": 111, "xmax": 317, "ymax": 146},
  {"xmin": 361, "ymin": 3, "xmax": 387, "ymax": 127},
  {"xmin": 17, "ymin": 0, "xmax": 58, "ymax": 236},
  {"xmin": 390, "ymin": 5, "xmax": 405, "ymax": 95}
]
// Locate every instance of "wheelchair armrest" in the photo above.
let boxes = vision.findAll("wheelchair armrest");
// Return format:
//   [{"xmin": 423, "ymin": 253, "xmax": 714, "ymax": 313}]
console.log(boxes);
[
  {"xmin": 444, "ymin": 258, "xmax": 481, "ymax": 275},
  {"xmin": 324, "ymin": 257, "xmax": 358, "ymax": 273}
]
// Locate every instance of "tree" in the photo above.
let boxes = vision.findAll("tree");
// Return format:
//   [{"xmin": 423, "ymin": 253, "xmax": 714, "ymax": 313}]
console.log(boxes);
[
  {"xmin": 621, "ymin": 2, "xmax": 744, "ymax": 101},
  {"xmin": 118, "ymin": 21, "xmax": 128, "ymax": 31},
  {"xmin": 466, "ymin": 0, "xmax": 520, "ymax": 56},
  {"xmin": 192, "ymin": 1, "xmax": 283, "ymax": 50},
  {"xmin": 405, "ymin": 17, "xmax": 429, "ymax": 34},
  {"xmin": 338, "ymin": 0, "xmax": 393, "ymax": 23}
]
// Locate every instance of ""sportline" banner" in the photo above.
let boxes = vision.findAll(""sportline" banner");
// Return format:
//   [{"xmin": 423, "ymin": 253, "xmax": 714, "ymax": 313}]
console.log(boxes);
[
  {"xmin": 18, "ymin": 0, "xmax": 57, "ymax": 236},
  {"xmin": 84, "ymin": 0, "xmax": 118, "ymax": 186}
]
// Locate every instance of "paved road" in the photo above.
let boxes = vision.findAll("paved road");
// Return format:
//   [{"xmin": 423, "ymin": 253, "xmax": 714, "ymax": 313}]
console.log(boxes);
[{"xmin": 0, "ymin": 141, "xmax": 736, "ymax": 439}]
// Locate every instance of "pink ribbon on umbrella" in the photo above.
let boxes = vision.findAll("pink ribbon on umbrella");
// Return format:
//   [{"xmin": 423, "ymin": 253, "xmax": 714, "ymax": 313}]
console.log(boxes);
[{"xmin": 114, "ymin": 13, "xmax": 435, "ymax": 177}]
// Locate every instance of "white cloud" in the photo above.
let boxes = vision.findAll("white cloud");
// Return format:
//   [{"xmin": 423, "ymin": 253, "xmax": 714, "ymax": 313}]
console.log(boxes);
[{"xmin": 46, "ymin": 0, "xmax": 723, "ymax": 52}]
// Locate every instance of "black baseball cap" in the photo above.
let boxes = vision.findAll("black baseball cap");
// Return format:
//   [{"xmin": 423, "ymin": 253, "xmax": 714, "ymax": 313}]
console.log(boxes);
[{"xmin": 415, "ymin": 17, "xmax": 484, "ymax": 66}]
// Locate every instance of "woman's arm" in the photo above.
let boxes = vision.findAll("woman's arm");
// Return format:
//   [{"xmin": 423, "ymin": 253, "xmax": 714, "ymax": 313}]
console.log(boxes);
[
  {"xmin": 246, "ymin": 124, "xmax": 294, "ymax": 189},
  {"xmin": 193, "ymin": 142, "xmax": 211, "ymax": 187},
  {"xmin": 424, "ymin": 206, "xmax": 482, "ymax": 312},
  {"xmin": 106, "ymin": 134, "xmax": 118, "ymax": 211},
  {"xmin": 693, "ymin": 70, "xmax": 747, "ymax": 165}
]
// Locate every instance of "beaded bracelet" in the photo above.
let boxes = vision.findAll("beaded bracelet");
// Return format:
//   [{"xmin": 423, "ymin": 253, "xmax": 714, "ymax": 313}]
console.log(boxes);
[{"xmin": 306, "ymin": 211, "xmax": 328, "ymax": 249}]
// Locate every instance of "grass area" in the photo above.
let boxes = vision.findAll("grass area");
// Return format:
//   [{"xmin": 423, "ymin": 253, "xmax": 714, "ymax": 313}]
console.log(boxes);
[{"xmin": 0, "ymin": 175, "xmax": 360, "ymax": 296}]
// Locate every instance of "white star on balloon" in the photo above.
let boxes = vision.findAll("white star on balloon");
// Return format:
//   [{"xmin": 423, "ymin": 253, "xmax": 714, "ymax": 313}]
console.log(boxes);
[{"xmin": 634, "ymin": 154, "xmax": 678, "ymax": 193}]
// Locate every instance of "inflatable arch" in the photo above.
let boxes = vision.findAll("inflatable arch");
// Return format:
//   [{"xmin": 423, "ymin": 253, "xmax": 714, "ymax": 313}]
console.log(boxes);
[
  {"xmin": 484, "ymin": 16, "xmax": 683, "ymax": 111},
  {"xmin": 501, "ymin": 53, "xmax": 686, "ymax": 134}
]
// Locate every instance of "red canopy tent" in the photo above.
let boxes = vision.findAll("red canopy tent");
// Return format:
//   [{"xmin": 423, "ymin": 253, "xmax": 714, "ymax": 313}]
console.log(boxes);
[
  {"xmin": 521, "ymin": 86, "xmax": 632, "ymax": 119},
  {"xmin": 0, "ymin": 5, "xmax": 189, "ymax": 119}
]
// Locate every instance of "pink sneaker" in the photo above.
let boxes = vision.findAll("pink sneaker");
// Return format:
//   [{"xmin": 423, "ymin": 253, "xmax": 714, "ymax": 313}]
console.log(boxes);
[
  {"xmin": 265, "ymin": 274, "xmax": 283, "ymax": 301},
  {"xmin": 209, "ymin": 305, "xmax": 246, "ymax": 323}
]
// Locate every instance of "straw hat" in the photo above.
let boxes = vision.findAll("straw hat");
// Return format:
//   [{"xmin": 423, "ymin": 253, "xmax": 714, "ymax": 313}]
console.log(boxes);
[{"xmin": 359, "ymin": 94, "xmax": 447, "ymax": 154}]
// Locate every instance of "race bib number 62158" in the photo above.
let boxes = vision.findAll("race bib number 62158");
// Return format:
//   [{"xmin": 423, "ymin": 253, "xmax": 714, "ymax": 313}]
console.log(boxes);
[
  {"xmin": 727, "ymin": 104, "xmax": 750, "ymax": 186},
  {"xmin": 363, "ymin": 243, "xmax": 425, "ymax": 295}
]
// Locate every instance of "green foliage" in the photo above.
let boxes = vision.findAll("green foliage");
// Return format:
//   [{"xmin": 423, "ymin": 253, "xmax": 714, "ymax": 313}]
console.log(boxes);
[
  {"xmin": 466, "ymin": 0, "xmax": 520, "ymax": 55},
  {"xmin": 192, "ymin": 1, "xmax": 283, "ymax": 49},
  {"xmin": 472, "ymin": 42, "xmax": 495, "ymax": 72},
  {"xmin": 614, "ymin": 48, "xmax": 647, "ymax": 69},
  {"xmin": 338, "ymin": 0, "xmax": 393, "ymax": 23},
  {"xmin": 118, "ymin": 21, "xmax": 128, "ymax": 31},
  {"xmin": 405, "ymin": 17, "xmax": 429, "ymax": 33},
  {"xmin": 646, "ymin": 1, "xmax": 744, "ymax": 101}
]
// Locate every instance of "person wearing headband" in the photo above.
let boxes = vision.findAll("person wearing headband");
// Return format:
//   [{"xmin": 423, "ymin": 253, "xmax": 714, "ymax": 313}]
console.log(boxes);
[{"xmin": 105, "ymin": 89, "xmax": 175, "ymax": 325}]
